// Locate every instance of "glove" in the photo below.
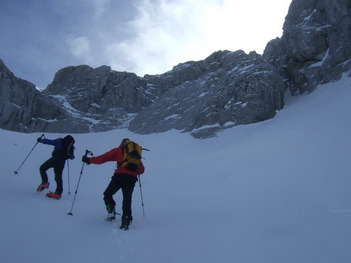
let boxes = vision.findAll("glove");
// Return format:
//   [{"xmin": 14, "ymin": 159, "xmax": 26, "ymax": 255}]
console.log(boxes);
[
  {"xmin": 82, "ymin": 155, "xmax": 90, "ymax": 165},
  {"xmin": 37, "ymin": 138, "xmax": 42, "ymax": 143}
]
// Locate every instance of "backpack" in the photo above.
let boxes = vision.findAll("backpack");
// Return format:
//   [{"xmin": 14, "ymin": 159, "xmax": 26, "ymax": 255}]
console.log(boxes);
[
  {"xmin": 58, "ymin": 135, "xmax": 75, "ymax": 160},
  {"xmin": 121, "ymin": 140, "xmax": 142, "ymax": 172}
]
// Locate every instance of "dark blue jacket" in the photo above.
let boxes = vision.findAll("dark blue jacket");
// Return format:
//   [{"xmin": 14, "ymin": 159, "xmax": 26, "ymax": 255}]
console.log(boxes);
[{"xmin": 40, "ymin": 138, "xmax": 75, "ymax": 160}]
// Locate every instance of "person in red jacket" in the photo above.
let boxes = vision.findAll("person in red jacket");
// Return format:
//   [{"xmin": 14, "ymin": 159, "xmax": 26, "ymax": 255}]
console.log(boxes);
[{"xmin": 82, "ymin": 138, "xmax": 145, "ymax": 230}]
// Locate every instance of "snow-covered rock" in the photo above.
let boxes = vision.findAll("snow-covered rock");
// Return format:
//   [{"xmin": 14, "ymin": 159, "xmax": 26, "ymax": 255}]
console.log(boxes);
[
  {"xmin": 264, "ymin": 0, "xmax": 351, "ymax": 94},
  {"xmin": 130, "ymin": 50, "xmax": 285, "ymax": 138}
]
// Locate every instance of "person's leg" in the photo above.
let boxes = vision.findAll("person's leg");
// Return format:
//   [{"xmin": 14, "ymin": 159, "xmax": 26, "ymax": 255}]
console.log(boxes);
[
  {"xmin": 120, "ymin": 175, "xmax": 137, "ymax": 229},
  {"xmin": 39, "ymin": 158, "xmax": 55, "ymax": 183},
  {"xmin": 103, "ymin": 175, "xmax": 122, "ymax": 213},
  {"xmin": 53, "ymin": 159, "xmax": 65, "ymax": 194},
  {"xmin": 121, "ymin": 181, "xmax": 136, "ymax": 218}
]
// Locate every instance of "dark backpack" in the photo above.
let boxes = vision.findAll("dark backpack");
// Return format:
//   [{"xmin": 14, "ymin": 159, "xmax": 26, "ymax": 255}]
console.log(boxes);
[
  {"xmin": 58, "ymin": 135, "xmax": 75, "ymax": 160},
  {"xmin": 121, "ymin": 141, "xmax": 142, "ymax": 172}
]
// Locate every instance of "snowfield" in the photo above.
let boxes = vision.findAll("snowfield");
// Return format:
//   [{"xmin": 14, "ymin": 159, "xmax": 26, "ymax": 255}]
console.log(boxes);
[{"xmin": 1, "ymin": 75, "xmax": 351, "ymax": 263}]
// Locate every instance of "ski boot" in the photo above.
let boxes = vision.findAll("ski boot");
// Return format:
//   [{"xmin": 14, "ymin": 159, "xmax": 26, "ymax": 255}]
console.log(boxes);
[
  {"xmin": 106, "ymin": 211, "xmax": 118, "ymax": 221},
  {"xmin": 46, "ymin": 191, "xmax": 61, "ymax": 200},
  {"xmin": 37, "ymin": 182, "xmax": 49, "ymax": 192},
  {"xmin": 105, "ymin": 205, "xmax": 117, "ymax": 221},
  {"xmin": 120, "ymin": 215, "xmax": 132, "ymax": 231}
]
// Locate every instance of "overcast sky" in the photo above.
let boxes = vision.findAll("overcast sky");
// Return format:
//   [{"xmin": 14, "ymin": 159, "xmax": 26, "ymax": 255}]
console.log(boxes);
[{"xmin": 0, "ymin": 0, "xmax": 292, "ymax": 89}]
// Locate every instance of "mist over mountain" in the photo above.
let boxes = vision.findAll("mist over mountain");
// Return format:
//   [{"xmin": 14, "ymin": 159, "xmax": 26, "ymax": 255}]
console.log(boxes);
[{"xmin": 1, "ymin": 0, "xmax": 350, "ymax": 138}]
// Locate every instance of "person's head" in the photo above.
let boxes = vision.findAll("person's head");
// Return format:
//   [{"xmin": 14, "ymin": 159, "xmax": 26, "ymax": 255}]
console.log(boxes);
[
  {"xmin": 121, "ymin": 138, "xmax": 130, "ymax": 146},
  {"xmin": 64, "ymin": 135, "xmax": 75, "ymax": 143}
]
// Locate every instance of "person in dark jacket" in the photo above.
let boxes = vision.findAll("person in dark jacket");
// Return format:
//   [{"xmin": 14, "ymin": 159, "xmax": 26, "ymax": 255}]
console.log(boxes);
[
  {"xmin": 36, "ymin": 135, "xmax": 75, "ymax": 199},
  {"xmin": 82, "ymin": 138, "xmax": 145, "ymax": 230}
]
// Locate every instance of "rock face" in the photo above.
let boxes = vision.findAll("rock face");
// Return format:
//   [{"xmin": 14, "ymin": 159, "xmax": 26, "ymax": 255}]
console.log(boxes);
[
  {"xmin": 264, "ymin": 0, "xmax": 351, "ymax": 94},
  {"xmin": 130, "ymin": 50, "xmax": 285, "ymax": 138},
  {"xmin": 1, "ymin": 0, "xmax": 351, "ymax": 137},
  {"xmin": 0, "ymin": 49, "xmax": 286, "ymax": 137},
  {"xmin": 0, "ymin": 59, "xmax": 67, "ymax": 132},
  {"xmin": 44, "ymin": 65, "xmax": 156, "ymax": 132}
]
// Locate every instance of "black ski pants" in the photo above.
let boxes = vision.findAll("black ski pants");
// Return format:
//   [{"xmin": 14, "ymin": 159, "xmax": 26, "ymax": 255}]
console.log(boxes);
[
  {"xmin": 39, "ymin": 157, "xmax": 65, "ymax": 194},
  {"xmin": 103, "ymin": 173, "xmax": 137, "ymax": 218}
]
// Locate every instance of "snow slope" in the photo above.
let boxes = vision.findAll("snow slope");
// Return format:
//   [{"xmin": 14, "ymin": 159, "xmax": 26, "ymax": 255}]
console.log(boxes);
[{"xmin": 1, "ymin": 75, "xmax": 351, "ymax": 263}]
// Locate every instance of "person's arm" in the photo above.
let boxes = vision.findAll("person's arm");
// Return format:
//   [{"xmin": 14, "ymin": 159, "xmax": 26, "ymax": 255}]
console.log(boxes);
[
  {"xmin": 138, "ymin": 161, "xmax": 145, "ymax": 174},
  {"xmin": 88, "ymin": 148, "xmax": 120, "ymax": 165},
  {"xmin": 39, "ymin": 138, "xmax": 61, "ymax": 148}
]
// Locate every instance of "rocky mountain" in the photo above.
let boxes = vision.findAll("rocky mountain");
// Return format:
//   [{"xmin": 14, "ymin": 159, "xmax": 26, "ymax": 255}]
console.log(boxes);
[
  {"xmin": 1, "ymin": 0, "xmax": 351, "ymax": 138},
  {"xmin": 264, "ymin": 0, "xmax": 351, "ymax": 94},
  {"xmin": 43, "ymin": 65, "xmax": 156, "ymax": 132},
  {"xmin": 131, "ymin": 50, "xmax": 285, "ymax": 138},
  {"xmin": 0, "ymin": 60, "xmax": 68, "ymax": 132}
]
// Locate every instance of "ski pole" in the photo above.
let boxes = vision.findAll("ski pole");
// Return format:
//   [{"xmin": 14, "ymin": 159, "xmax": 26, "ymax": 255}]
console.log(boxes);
[
  {"xmin": 67, "ymin": 159, "xmax": 71, "ymax": 195},
  {"xmin": 14, "ymin": 134, "xmax": 44, "ymax": 175},
  {"xmin": 138, "ymin": 174, "xmax": 145, "ymax": 217},
  {"xmin": 137, "ymin": 147, "xmax": 149, "ymax": 217},
  {"xmin": 68, "ymin": 150, "xmax": 93, "ymax": 216}
]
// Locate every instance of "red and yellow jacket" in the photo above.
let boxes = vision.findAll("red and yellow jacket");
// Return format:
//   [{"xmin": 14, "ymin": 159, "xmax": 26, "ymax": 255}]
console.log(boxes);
[{"xmin": 88, "ymin": 145, "xmax": 145, "ymax": 177}]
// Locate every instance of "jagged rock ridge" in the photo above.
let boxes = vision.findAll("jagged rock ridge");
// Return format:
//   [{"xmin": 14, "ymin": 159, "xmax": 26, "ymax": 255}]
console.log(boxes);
[
  {"xmin": 44, "ymin": 65, "xmax": 157, "ymax": 132},
  {"xmin": 0, "ymin": 0, "xmax": 351, "ymax": 137},
  {"xmin": 130, "ymin": 50, "xmax": 285, "ymax": 138}
]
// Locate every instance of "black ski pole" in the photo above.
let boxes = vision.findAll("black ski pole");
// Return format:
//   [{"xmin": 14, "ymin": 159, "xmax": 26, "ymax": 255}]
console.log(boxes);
[
  {"xmin": 67, "ymin": 159, "xmax": 71, "ymax": 195},
  {"xmin": 14, "ymin": 134, "xmax": 44, "ymax": 175},
  {"xmin": 68, "ymin": 150, "xmax": 93, "ymax": 216},
  {"xmin": 138, "ymin": 174, "xmax": 145, "ymax": 217}
]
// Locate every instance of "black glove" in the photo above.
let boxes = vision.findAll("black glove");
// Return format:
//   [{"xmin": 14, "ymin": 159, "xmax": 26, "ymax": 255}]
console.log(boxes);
[
  {"xmin": 37, "ymin": 138, "xmax": 42, "ymax": 143},
  {"xmin": 82, "ymin": 155, "xmax": 90, "ymax": 165}
]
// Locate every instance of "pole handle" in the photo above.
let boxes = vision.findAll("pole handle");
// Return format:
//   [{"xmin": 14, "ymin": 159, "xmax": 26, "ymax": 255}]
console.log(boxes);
[{"xmin": 85, "ymin": 150, "xmax": 94, "ymax": 156}]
